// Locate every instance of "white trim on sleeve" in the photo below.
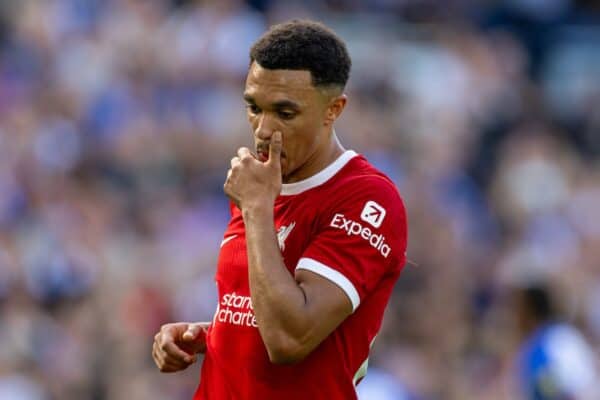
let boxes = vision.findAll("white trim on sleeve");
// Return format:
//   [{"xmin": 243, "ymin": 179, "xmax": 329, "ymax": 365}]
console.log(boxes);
[{"xmin": 296, "ymin": 257, "xmax": 360, "ymax": 311}]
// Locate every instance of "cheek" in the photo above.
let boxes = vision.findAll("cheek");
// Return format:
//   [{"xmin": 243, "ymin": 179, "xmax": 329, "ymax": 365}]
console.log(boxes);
[
  {"xmin": 278, "ymin": 143, "xmax": 293, "ymax": 174},
  {"xmin": 247, "ymin": 113, "xmax": 257, "ymax": 128},
  {"xmin": 280, "ymin": 158, "xmax": 289, "ymax": 175},
  {"xmin": 285, "ymin": 129, "xmax": 313, "ymax": 158}
]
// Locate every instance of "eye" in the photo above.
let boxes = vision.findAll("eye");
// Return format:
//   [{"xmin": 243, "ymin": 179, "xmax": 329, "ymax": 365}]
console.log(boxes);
[
  {"xmin": 246, "ymin": 104, "xmax": 261, "ymax": 115},
  {"xmin": 278, "ymin": 111, "xmax": 295, "ymax": 120}
]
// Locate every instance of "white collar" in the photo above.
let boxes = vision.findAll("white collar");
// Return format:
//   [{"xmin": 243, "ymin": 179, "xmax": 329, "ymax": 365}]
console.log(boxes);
[{"xmin": 280, "ymin": 150, "xmax": 357, "ymax": 196}]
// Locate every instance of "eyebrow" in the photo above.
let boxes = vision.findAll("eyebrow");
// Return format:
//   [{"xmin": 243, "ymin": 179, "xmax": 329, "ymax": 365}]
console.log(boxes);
[{"xmin": 243, "ymin": 94, "xmax": 301, "ymax": 110}]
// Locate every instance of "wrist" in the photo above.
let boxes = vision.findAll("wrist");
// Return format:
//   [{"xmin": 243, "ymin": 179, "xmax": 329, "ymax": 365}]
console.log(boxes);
[{"xmin": 242, "ymin": 202, "xmax": 274, "ymax": 222}]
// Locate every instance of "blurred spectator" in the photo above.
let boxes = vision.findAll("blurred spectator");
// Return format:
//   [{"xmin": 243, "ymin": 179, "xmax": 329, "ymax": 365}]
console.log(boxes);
[
  {"xmin": 513, "ymin": 284, "xmax": 598, "ymax": 400},
  {"xmin": 356, "ymin": 367, "xmax": 413, "ymax": 400}
]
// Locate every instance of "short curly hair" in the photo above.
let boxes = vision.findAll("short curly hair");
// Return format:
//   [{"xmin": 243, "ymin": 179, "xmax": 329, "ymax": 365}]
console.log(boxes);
[{"xmin": 249, "ymin": 20, "xmax": 351, "ymax": 90}]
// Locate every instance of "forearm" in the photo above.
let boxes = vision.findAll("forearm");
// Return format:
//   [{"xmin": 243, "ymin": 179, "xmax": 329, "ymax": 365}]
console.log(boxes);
[{"xmin": 242, "ymin": 206, "xmax": 312, "ymax": 361}]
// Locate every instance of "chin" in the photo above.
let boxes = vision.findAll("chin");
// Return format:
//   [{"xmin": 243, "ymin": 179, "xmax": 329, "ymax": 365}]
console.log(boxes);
[{"xmin": 281, "ymin": 161, "xmax": 296, "ymax": 183}]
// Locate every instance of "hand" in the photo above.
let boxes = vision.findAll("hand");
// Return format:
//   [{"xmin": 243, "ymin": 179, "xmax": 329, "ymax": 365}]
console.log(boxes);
[
  {"xmin": 152, "ymin": 322, "xmax": 210, "ymax": 373},
  {"xmin": 224, "ymin": 131, "xmax": 283, "ymax": 211}
]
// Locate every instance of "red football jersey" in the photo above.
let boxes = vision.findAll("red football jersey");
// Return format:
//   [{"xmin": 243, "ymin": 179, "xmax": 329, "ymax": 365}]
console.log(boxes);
[{"xmin": 193, "ymin": 151, "xmax": 408, "ymax": 400}]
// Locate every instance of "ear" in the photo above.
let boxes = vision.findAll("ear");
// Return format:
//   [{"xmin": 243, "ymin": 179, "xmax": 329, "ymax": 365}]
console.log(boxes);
[{"xmin": 324, "ymin": 94, "xmax": 347, "ymax": 127}]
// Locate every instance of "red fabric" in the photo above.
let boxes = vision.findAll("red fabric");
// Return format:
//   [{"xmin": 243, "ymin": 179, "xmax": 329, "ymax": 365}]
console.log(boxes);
[{"xmin": 194, "ymin": 154, "xmax": 407, "ymax": 400}]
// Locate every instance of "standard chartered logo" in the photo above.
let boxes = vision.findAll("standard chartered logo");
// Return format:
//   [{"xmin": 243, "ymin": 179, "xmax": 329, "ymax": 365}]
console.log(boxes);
[
  {"xmin": 216, "ymin": 292, "xmax": 257, "ymax": 328},
  {"xmin": 330, "ymin": 213, "xmax": 391, "ymax": 258}
]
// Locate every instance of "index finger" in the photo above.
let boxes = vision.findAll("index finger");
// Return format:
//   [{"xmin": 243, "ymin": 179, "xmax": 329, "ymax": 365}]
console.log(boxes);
[
  {"xmin": 267, "ymin": 131, "xmax": 282, "ymax": 167},
  {"xmin": 161, "ymin": 340, "xmax": 194, "ymax": 363}
]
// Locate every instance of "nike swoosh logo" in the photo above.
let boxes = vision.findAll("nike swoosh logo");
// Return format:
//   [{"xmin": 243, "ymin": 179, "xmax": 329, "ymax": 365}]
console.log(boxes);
[{"xmin": 220, "ymin": 235, "xmax": 237, "ymax": 248}]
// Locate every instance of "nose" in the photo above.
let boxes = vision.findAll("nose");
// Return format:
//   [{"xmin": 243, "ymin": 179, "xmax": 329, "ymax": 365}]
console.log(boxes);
[{"xmin": 254, "ymin": 113, "xmax": 277, "ymax": 141}]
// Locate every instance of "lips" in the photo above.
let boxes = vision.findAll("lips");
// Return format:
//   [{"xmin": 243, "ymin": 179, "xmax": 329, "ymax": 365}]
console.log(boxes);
[
  {"xmin": 256, "ymin": 145, "xmax": 284, "ymax": 162},
  {"xmin": 257, "ymin": 152, "xmax": 268, "ymax": 162}
]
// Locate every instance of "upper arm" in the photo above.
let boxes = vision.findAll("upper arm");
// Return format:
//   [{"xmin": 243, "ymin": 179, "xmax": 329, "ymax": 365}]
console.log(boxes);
[
  {"xmin": 288, "ymin": 268, "xmax": 353, "ymax": 358},
  {"xmin": 284, "ymin": 177, "xmax": 407, "ymax": 361},
  {"xmin": 300, "ymin": 177, "xmax": 407, "ymax": 306}
]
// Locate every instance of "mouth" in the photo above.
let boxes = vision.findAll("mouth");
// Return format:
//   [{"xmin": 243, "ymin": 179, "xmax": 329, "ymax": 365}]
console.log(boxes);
[
  {"xmin": 257, "ymin": 151, "xmax": 268, "ymax": 162},
  {"xmin": 255, "ymin": 145, "xmax": 284, "ymax": 162}
]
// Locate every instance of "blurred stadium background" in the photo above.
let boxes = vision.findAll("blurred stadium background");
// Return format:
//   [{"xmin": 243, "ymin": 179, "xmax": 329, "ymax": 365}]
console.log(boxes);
[{"xmin": 0, "ymin": 0, "xmax": 599, "ymax": 399}]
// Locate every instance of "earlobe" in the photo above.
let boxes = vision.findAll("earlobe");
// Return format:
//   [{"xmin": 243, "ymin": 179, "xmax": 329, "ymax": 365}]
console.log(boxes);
[
  {"xmin": 325, "ymin": 110, "xmax": 335, "ymax": 126},
  {"xmin": 324, "ymin": 95, "xmax": 347, "ymax": 126},
  {"xmin": 324, "ymin": 110, "xmax": 337, "ymax": 127}
]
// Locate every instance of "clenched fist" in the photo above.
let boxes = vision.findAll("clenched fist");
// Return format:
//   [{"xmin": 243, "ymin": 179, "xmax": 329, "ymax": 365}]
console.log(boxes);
[{"xmin": 224, "ymin": 131, "xmax": 283, "ymax": 210}]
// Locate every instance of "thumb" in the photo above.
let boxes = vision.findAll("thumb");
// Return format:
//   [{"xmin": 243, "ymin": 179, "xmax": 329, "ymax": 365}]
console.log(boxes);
[
  {"xmin": 268, "ymin": 131, "xmax": 282, "ymax": 167},
  {"xmin": 182, "ymin": 324, "xmax": 202, "ymax": 341}
]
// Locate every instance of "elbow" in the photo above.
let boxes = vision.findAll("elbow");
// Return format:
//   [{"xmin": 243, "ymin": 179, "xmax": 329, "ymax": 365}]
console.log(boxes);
[
  {"xmin": 267, "ymin": 346, "xmax": 307, "ymax": 365},
  {"xmin": 264, "ymin": 334, "xmax": 310, "ymax": 365}
]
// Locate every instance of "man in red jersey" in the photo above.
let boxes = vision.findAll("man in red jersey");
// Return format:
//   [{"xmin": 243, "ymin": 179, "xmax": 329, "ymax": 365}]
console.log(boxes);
[{"xmin": 152, "ymin": 19, "xmax": 408, "ymax": 399}]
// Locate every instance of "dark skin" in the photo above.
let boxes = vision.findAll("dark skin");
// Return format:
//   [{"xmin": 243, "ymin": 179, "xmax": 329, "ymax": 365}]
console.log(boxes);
[
  {"xmin": 152, "ymin": 322, "xmax": 209, "ymax": 372},
  {"xmin": 242, "ymin": 62, "xmax": 346, "ymax": 183},
  {"xmin": 152, "ymin": 62, "xmax": 352, "ymax": 371}
]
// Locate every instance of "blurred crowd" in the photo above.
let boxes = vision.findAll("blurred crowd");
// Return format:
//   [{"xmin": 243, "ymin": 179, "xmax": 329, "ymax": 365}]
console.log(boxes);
[{"xmin": 0, "ymin": 0, "xmax": 599, "ymax": 399}]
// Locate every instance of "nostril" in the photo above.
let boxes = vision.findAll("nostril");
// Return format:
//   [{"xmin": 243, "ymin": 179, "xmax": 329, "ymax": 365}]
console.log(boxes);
[{"xmin": 255, "ymin": 130, "xmax": 274, "ymax": 141}]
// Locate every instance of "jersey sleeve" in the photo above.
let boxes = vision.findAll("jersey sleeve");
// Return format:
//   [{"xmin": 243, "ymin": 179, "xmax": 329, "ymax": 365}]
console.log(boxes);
[{"xmin": 296, "ymin": 177, "xmax": 407, "ymax": 311}]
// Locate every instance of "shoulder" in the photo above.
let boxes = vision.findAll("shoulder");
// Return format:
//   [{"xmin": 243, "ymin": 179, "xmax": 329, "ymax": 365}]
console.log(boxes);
[
  {"xmin": 316, "ymin": 156, "xmax": 407, "ymax": 250},
  {"xmin": 541, "ymin": 324, "xmax": 598, "ymax": 394},
  {"xmin": 324, "ymin": 155, "xmax": 405, "ymax": 215},
  {"xmin": 544, "ymin": 324, "xmax": 594, "ymax": 358}
]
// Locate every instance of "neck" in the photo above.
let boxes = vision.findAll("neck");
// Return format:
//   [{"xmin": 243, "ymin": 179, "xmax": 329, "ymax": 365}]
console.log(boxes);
[{"xmin": 283, "ymin": 132, "xmax": 345, "ymax": 184}]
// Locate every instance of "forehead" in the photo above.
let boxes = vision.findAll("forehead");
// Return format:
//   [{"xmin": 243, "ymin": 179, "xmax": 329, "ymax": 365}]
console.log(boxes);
[{"xmin": 244, "ymin": 62, "xmax": 317, "ymax": 104}]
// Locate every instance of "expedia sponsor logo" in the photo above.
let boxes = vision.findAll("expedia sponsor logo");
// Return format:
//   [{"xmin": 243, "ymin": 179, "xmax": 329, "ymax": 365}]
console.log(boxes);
[
  {"xmin": 330, "ymin": 213, "xmax": 391, "ymax": 258},
  {"xmin": 360, "ymin": 200, "xmax": 386, "ymax": 228}
]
